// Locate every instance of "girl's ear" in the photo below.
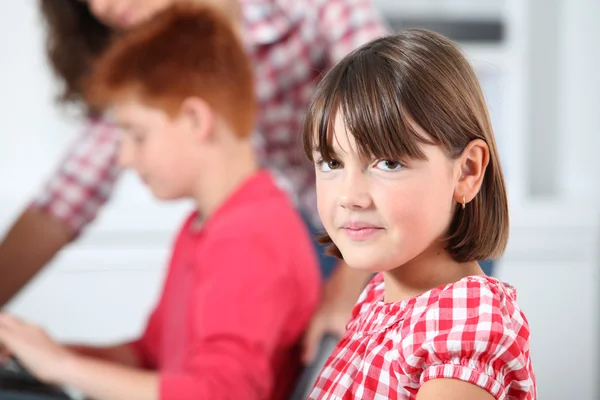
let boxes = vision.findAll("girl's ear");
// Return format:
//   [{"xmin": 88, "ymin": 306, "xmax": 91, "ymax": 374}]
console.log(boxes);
[
  {"xmin": 453, "ymin": 139, "xmax": 490, "ymax": 207},
  {"xmin": 177, "ymin": 96, "xmax": 215, "ymax": 142}
]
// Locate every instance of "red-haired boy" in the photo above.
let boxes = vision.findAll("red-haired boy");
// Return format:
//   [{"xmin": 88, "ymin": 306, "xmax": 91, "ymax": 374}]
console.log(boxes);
[{"xmin": 0, "ymin": 5, "xmax": 320, "ymax": 400}]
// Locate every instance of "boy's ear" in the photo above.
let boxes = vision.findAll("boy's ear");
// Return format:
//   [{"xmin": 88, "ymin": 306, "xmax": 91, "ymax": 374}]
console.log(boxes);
[
  {"xmin": 178, "ymin": 97, "xmax": 214, "ymax": 142},
  {"xmin": 453, "ymin": 139, "xmax": 490, "ymax": 206}
]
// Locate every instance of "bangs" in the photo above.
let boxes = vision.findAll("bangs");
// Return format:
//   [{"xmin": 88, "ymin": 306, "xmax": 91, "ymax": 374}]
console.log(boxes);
[{"xmin": 302, "ymin": 48, "xmax": 435, "ymax": 162}]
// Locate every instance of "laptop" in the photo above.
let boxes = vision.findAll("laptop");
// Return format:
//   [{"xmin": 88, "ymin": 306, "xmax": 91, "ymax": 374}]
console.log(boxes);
[{"xmin": 0, "ymin": 358, "xmax": 71, "ymax": 400}]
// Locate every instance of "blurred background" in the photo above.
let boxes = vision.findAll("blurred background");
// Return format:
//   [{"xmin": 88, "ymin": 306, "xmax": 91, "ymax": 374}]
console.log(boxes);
[{"xmin": 1, "ymin": 1, "xmax": 598, "ymax": 398}]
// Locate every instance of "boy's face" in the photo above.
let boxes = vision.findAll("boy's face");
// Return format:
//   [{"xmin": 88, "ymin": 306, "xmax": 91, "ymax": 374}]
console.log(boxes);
[
  {"xmin": 112, "ymin": 99, "xmax": 199, "ymax": 200},
  {"xmin": 313, "ymin": 115, "xmax": 461, "ymax": 273},
  {"xmin": 83, "ymin": 0, "xmax": 239, "ymax": 29}
]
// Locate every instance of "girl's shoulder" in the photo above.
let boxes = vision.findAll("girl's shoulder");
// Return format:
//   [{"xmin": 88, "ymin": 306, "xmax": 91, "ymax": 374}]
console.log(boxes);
[
  {"xmin": 356, "ymin": 273, "xmax": 519, "ymax": 312},
  {"xmin": 349, "ymin": 274, "xmax": 528, "ymax": 342},
  {"xmin": 347, "ymin": 275, "xmax": 535, "ymax": 398}
]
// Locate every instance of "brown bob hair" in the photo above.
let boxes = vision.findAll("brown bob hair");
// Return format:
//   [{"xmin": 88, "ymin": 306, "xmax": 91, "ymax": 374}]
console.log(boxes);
[
  {"xmin": 83, "ymin": 4, "xmax": 256, "ymax": 138},
  {"xmin": 302, "ymin": 29, "xmax": 509, "ymax": 263}
]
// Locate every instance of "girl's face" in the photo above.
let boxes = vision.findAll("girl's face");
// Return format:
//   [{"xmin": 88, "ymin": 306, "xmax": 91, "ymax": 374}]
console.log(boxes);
[
  {"xmin": 313, "ymin": 115, "xmax": 463, "ymax": 273},
  {"xmin": 83, "ymin": 0, "xmax": 237, "ymax": 29}
]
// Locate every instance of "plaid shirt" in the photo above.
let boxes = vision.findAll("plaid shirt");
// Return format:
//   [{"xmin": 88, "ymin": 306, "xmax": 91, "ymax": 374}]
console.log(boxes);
[
  {"xmin": 32, "ymin": 0, "xmax": 389, "ymax": 234},
  {"xmin": 309, "ymin": 274, "xmax": 537, "ymax": 400}
]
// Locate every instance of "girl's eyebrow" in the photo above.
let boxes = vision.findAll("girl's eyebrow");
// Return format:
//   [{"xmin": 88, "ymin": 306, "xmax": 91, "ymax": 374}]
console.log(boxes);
[{"xmin": 312, "ymin": 146, "xmax": 342, "ymax": 158}]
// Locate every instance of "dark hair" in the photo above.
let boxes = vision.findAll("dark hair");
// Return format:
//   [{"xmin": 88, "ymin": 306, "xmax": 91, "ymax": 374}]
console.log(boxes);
[
  {"xmin": 302, "ymin": 29, "xmax": 509, "ymax": 262},
  {"xmin": 39, "ymin": 0, "xmax": 113, "ymax": 105},
  {"xmin": 84, "ymin": 4, "xmax": 256, "ymax": 138}
]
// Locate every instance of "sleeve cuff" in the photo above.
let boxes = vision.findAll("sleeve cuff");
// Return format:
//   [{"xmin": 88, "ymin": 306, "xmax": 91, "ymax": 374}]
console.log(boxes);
[
  {"xmin": 27, "ymin": 202, "xmax": 83, "ymax": 237},
  {"xmin": 420, "ymin": 364, "xmax": 506, "ymax": 400}
]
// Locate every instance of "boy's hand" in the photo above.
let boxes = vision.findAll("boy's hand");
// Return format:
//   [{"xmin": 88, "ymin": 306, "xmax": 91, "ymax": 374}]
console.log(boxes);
[
  {"xmin": 0, "ymin": 312, "xmax": 73, "ymax": 385},
  {"xmin": 0, "ymin": 341, "xmax": 10, "ymax": 364}
]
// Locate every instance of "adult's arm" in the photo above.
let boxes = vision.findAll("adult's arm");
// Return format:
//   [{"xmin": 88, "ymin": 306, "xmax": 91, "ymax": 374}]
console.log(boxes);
[{"xmin": 0, "ymin": 119, "xmax": 121, "ymax": 307}]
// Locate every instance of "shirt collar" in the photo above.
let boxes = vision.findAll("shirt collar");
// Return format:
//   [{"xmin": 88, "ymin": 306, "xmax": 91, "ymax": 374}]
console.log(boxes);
[{"xmin": 190, "ymin": 169, "xmax": 276, "ymax": 234}]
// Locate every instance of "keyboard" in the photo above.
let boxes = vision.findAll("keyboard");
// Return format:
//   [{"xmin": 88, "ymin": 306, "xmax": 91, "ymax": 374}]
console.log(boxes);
[
  {"xmin": 0, "ymin": 358, "xmax": 38, "ymax": 384},
  {"xmin": 0, "ymin": 358, "xmax": 70, "ymax": 399}
]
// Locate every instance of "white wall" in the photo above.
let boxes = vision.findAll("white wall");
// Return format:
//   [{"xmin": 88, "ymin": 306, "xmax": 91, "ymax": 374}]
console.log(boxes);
[
  {"xmin": 1, "ymin": 1, "xmax": 599, "ymax": 399},
  {"xmin": 559, "ymin": 0, "xmax": 600, "ymax": 205}
]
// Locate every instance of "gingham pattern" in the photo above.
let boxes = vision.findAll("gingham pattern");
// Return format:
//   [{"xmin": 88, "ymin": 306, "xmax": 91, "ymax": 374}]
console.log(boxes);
[
  {"xmin": 32, "ymin": 0, "xmax": 390, "ymax": 234},
  {"xmin": 32, "ymin": 118, "xmax": 121, "ymax": 233},
  {"xmin": 309, "ymin": 274, "xmax": 536, "ymax": 400}
]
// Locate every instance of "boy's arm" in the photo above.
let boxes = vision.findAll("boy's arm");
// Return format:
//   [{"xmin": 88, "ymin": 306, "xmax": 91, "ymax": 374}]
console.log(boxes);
[
  {"xmin": 0, "ymin": 313, "xmax": 158, "ymax": 400},
  {"xmin": 0, "ymin": 119, "xmax": 121, "ymax": 307},
  {"xmin": 0, "ymin": 279, "xmax": 164, "ymax": 400},
  {"xmin": 154, "ymin": 237, "xmax": 296, "ymax": 399},
  {"xmin": 65, "ymin": 343, "xmax": 142, "ymax": 368},
  {"xmin": 0, "ymin": 236, "xmax": 292, "ymax": 400},
  {"xmin": 57, "ymin": 242, "xmax": 287, "ymax": 400},
  {"xmin": 60, "ymin": 356, "xmax": 159, "ymax": 400},
  {"xmin": 0, "ymin": 301, "xmax": 163, "ymax": 400}
]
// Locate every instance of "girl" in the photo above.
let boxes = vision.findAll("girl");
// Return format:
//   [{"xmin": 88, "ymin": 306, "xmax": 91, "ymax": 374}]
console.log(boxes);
[{"xmin": 302, "ymin": 29, "xmax": 536, "ymax": 399}]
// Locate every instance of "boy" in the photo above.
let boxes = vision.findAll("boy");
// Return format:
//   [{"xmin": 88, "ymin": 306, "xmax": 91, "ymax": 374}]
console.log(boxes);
[{"xmin": 0, "ymin": 4, "xmax": 320, "ymax": 400}]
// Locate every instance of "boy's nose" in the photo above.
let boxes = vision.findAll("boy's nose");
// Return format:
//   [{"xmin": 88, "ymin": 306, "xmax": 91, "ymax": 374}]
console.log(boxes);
[{"xmin": 117, "ymin": 139, "xmax": 134, "ymax": 169}]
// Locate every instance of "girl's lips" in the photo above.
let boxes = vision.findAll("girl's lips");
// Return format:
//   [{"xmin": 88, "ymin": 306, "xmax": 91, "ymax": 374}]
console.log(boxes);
[{"xmin": 340, "ymin": 222, "xmax": 384, "ymax": 241}]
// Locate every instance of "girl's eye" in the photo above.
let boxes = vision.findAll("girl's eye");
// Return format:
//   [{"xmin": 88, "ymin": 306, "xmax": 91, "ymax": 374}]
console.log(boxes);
[
  {"xmin": 375, "ymin": 160, "xmax": 403, "ymax": 171},
  {"xmin": 317, "ymin": 159, "xmax": 342, "ymax": 172}
]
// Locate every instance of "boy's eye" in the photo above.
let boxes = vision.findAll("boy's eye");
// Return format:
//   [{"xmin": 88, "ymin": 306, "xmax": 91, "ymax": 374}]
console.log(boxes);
[
  {"xmin": 375, "ymin": 160, "xmax": 403, "ymax": 171},
  {"xmin": 317, "ymin": 159, "xmax": 342, "ymax": 172},
  {"xmin": 128, "ymin": 132, "xmax": 147, "ymax": 144}
]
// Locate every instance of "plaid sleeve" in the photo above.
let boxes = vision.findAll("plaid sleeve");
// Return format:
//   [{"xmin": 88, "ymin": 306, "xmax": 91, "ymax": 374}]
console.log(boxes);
[
  {"xmin": 415, "ymin": 279, "xmax": 536, "ymax": 400},
  {"xmin": 318, "ymin": 0, "xmax": 391, "ymax": 66},
  {"xmin": 30, "ymin": 118, "xmax": 122, "ymax": 236}
]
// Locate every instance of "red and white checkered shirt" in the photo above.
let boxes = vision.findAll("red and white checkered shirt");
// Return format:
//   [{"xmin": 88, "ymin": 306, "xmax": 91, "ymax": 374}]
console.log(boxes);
[
  {"xmin": 309, "ymin": 274, "xmax": 536, "ymax": 400},
  {"xmin": 32, "ymin": 0, "xmax": 390, "ymax": 234}
]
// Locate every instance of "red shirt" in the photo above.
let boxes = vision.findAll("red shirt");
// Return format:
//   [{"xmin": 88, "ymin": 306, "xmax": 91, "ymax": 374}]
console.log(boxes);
[
  {"xmin": 310, "ymin": 274, "xmax": 536, "ymax": 399},
  {"xmin": 130, "ymin": 171, "xmax": 321, "ymax": 400}
]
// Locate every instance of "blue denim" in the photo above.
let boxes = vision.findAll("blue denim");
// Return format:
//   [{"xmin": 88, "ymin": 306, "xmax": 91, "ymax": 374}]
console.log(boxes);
[{"xmin": 479, "ymin": 259, "xmax": 495, "ymax": 276}]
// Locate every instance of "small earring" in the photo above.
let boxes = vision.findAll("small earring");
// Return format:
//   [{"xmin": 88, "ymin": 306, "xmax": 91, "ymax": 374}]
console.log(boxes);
[{"xmin": 462, "ymin": 195, "xmax": 466, "ymax": 210}]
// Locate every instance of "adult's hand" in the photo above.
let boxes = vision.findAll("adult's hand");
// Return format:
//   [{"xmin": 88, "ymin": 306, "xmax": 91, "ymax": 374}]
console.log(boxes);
[{"xmin": 302, "ymin": 260, "xmax": 372, "ymax": 364}]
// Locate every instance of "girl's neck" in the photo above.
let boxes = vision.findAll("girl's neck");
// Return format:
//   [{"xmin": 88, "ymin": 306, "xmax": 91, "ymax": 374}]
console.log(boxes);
[{"xmin": 382, "ymin": 249, "xmax": 484, "ymax": 303}]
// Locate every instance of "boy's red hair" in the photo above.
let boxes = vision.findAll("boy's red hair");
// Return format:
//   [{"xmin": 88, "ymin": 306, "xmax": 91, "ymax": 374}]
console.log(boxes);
[{"xmin": 84, "ymin": 4, "xmax": 255, "ymax": 138}]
